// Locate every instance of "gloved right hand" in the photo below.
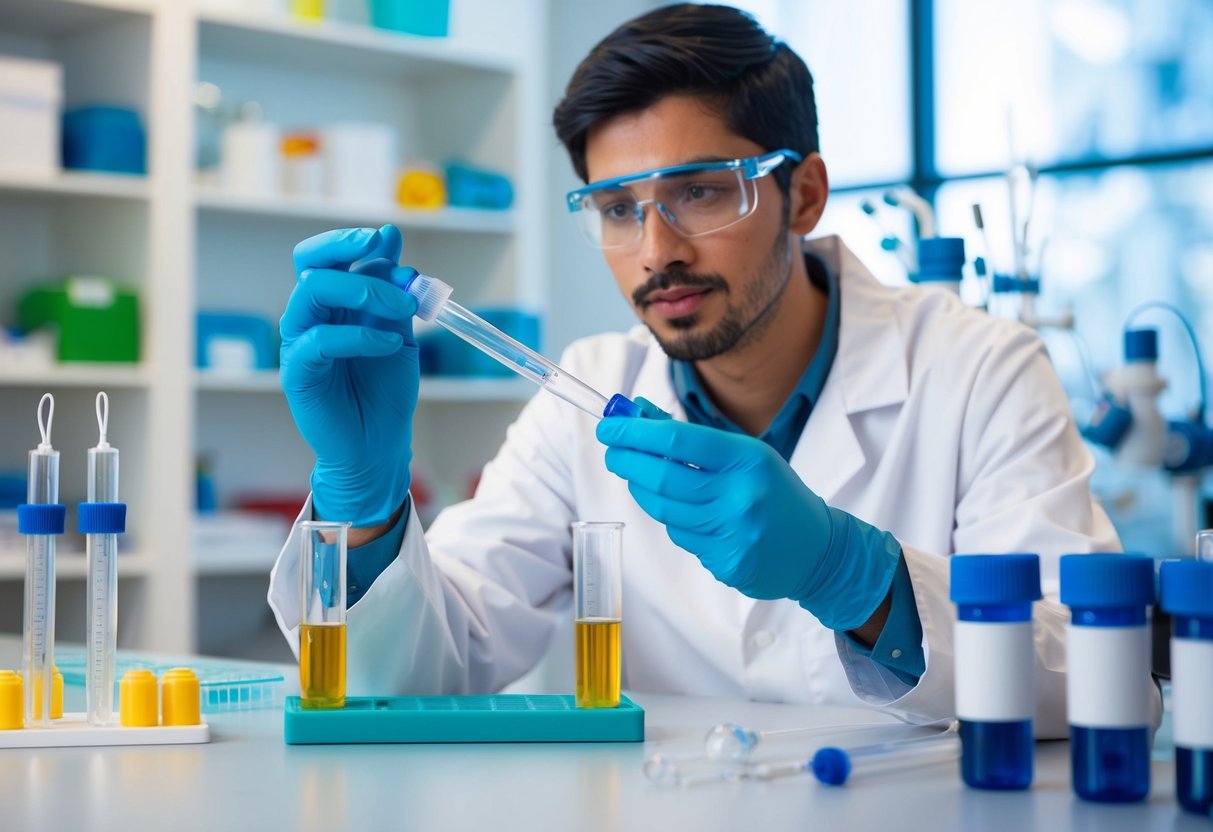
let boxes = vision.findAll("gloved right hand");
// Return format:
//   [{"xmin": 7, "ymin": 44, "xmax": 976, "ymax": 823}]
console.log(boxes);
[{"xmin": 280, "ymin": 225, "xmax": 419, "ymax": 527}]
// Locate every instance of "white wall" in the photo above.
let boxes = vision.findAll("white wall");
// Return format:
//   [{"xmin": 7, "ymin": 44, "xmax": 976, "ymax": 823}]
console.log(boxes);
[{"xmin": 544, "ymin": 0, "xmax": 656, "ymax": 356}]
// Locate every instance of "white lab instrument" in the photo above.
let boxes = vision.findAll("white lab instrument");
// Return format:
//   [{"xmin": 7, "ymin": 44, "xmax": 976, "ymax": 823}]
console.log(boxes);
[
  {"xmin": 882, "ymin": 187, "xmax": 937, "ymax": 239},
  {"xmin": 85, "ymin": 392, "xmax": 120, "ymax": 726},
  {"xmin": 269, "ymin": 236, "xmax": 1136, "ymax": 736},
  {"xmin": 21, "ymin": 393, "xmax": 62, "ymax": 727},
  {"xmin": 398, "ymin": 268, "xmax": 638, "ymax": 420}
]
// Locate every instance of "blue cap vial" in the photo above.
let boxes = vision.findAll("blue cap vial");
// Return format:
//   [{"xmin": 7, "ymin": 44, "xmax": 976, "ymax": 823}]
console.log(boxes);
[
  {"xmin": 1160, "ymin": 560, "xmax": 1213, "ymax": 816},
  {"xmin": 1060, "ymin": 554, "xmax": 1154, "ymax": 803},
  {"xmin": 950, "ymin": 554, "xmax": 1040, "ymax": 790}
]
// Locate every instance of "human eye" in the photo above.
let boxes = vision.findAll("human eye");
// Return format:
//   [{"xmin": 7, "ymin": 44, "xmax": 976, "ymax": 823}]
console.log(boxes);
[{"xmin": 593, "ymin": 191, "xmax": 636, "ymax": 223}]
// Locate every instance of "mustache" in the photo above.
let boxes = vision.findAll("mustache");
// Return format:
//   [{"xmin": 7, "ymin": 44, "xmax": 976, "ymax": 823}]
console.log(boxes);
[{"xmin": 632, "ymin": 269, "xmax": 729, "ymax": 309}]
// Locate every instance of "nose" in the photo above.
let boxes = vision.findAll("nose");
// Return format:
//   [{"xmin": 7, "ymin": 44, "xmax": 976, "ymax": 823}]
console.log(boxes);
[{"xmin": 636, "ymin": 200, "xmax": 695, "ymax": 274}]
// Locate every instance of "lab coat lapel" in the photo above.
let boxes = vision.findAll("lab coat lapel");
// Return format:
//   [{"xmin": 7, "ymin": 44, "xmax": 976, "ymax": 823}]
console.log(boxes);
[{"xmin": 788, "ymin": 236, "xmax": 909, "ymax": 503}]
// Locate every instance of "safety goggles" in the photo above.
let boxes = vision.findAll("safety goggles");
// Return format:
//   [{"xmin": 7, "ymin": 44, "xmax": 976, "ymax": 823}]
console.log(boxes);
[{"xmin": 566, "ymin": 149, "xmax": 803, "ymax": 250}]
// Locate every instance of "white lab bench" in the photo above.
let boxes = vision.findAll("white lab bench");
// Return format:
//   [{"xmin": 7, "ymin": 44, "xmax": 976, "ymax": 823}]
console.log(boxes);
[{"xmin": 0, "ymin": 638, "xmax": 1202, "ymax": 831}]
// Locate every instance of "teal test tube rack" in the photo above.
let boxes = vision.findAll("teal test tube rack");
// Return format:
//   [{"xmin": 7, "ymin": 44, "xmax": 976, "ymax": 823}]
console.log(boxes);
[{"xmin": 283, "ymin": 694, "xmax": 644, "ymax": 744}]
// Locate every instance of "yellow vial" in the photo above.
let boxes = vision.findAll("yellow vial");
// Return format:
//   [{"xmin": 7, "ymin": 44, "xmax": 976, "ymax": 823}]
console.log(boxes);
[
  {"xmin": 300, "ymin": 623, "xmax": 347, "ymax": 709},
  {"xmin": 575, "ymin": 618, "xmax": 622, "ymax": 708},
  {"xmin": 23, "ymin": 666, "xmax": 64, "ymax": 721},
  {"xmin": 119, "ymin": 669, "xmax": 159, "ymax": 727},
  {"xmin": 160, "ymin": 668, "xmax": 201, "ymax": 726},
  {"xmin": 0, "ymin": 670, "xmax": 22, "ymax": 730}
]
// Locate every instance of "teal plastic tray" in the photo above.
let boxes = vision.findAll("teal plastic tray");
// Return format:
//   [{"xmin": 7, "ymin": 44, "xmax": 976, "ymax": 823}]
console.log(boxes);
[{"xmin": 283, "ymin": 694, "xmax": 644, "ymax": 745}]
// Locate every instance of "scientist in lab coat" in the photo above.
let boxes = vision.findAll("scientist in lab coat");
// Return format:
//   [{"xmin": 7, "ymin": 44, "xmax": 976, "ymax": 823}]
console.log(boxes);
[{"xmin": 270, "ymin": 4, "xmax": 1160, "ymax": 735}]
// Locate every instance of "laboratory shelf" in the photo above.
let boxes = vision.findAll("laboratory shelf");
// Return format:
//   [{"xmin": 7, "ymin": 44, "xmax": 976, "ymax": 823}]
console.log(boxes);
[
  {"xmin": 193, "ymin": 370, "xmax": 281, "ymax": 394},
  {"xmin": 193, "ymin": 187, "xmax": 515, "ymax": 234},
  {"xmin": 0, "ymin": 0, "xmax": 151, "ymax": 38},
  {"xmin": 0, "ymin": 552, "xmax": 154, "ymax": 579},
  {"xmin": 0, "ymin": 364, "xmax": 151, "ymax": 389},
  {"xmin": 196, "ymin": 10, "xmax": 517, "ymax": 79},
  {"xmin": 0, "ymin": 170, "xmax": 151, "ymax": 203}
]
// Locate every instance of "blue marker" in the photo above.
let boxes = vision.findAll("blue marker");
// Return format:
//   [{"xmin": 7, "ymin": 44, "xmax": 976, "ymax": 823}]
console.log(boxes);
[
  {"xmin": 950, "ymin": 554, "xmax": 1041, "ymax": 790},
  {"xmin": 1060, "ymin": 554, "xmax": 1154, "ymax": 802}
]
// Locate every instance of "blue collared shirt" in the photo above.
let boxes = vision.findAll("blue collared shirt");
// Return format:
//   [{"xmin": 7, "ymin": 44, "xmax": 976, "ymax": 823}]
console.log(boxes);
[{"xmin": 670, "ymin": 252, "xmax": 924, "ymax": 685}]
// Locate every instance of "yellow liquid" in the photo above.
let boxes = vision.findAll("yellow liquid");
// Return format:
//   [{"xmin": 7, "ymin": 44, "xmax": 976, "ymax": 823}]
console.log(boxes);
[
  {"xmin": 300, "ymin": 623, "xmax": 347, "ymax": 709},
  {"xmin": 575, "ymin": 618, "xmax": 621, "ymax": 709}
]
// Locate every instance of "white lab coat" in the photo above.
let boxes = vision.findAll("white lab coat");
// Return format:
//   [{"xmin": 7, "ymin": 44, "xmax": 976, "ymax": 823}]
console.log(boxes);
[{"xmin": 270, "ymin": 235, "xmax": 1158, "ymax": 738}]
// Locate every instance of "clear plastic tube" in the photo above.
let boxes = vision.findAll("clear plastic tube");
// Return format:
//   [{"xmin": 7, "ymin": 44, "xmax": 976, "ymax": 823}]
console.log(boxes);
[
  {"xmin": 86, "ymin": 392, "xmax": 119, "ymax": 726},
  {"xmin": 434, "ymin": 300, "xmax": 610, "ymax": 418},
  {"xmin": 396, "ymin": 269, "xmax": 642, "ymax": 420},
  {"xmin": 806, "ymin": 730, "xmax": 961, "ymax": 785},
  {"xmin": 22, "ymin": 394, "xmax": 59, "ymax": 727}
]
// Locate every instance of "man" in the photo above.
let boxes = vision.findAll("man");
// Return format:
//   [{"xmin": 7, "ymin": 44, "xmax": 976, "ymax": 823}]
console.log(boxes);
[{"xmin": 270, "ymin": 4, "xmax": 1154, "ymax": 734}]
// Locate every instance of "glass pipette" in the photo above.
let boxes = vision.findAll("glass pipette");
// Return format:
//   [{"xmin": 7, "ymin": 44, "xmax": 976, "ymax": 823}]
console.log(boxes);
[
  {"xmin": 84, "ymin": 392, "xmax": 123, "ymax": 726},
  {"xmin": 20, "ymin": 394, "xmax": 63, "ymax": 727},
  {"xmin": 394, "ymin": 268, "xmax": 641, "ymax": 420},
  {"xmin": 749, "ymin": 724, "xmax": 961, "ymax": 785}
]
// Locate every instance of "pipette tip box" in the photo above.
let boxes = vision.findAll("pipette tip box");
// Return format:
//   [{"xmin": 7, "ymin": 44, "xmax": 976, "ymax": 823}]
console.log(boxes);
[
  {"xmin": 283, "ymin": 694, "xmax": 644, "ymax": 745},
  {"xmin": 0, "ymin": 713, "xmax": 209, "ymax": 749}
]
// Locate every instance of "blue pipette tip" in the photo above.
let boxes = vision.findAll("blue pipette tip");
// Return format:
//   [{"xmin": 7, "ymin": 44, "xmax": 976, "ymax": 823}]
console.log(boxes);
[
  {"xmin": 602, "ymin": 393, "xmax": 643, "ymax": 419},
  {"xmin": 810, "ymin": 747, "xmax": 852, "ymax": 786},
  {"xmin": 390, "ymin": 266, "xmax": 419, "ymax": 291}
]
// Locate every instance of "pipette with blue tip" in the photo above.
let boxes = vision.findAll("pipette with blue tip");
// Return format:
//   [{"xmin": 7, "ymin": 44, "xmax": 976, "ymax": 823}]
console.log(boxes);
[
  {"xmin": 80, "ymin": 391, "xmax": 127, "ymax": 726},
  {"xmin": 749, "ymin": 723, "xmax": 961, "ymax": 784},
  {"xmin": 393, "ymin": 267, "xmax": 641, "ymax": 419},
  {"xmin": 19, "ymin": 393, "xmax": 66, "ymax": 727}
]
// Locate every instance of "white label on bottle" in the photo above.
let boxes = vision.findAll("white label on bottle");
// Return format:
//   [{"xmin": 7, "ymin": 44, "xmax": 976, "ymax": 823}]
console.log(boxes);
[
  {"xmin": 955, "ymin": 620, "xmax": 1035, "ymax": 721},
  {"xmin": 1172, "ymin": 639, "xmax": 1213, "ymax": 749},
  {"xmin": 1066, "ymin": 624, "xmax": 1150, "ymax": 728}
]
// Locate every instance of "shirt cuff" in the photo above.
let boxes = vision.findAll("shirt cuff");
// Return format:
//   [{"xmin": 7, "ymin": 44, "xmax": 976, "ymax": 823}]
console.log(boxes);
[
  {"xmin": 843, "ymin": 553, "xmax": 925, "ymax": 686},
  {"xmin": 345, "ymin": 495, "xmax": 410, "ymax": 606}
]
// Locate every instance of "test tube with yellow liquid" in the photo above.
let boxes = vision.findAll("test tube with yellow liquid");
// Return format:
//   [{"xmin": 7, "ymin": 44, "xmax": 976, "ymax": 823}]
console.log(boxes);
[
  {"xmin": 573, "ymin": 522, "xmax": 623, "ymax": 708},
  {"xmin": 299, "ymin": 521, "xmax": 350, "ymax": 709}
]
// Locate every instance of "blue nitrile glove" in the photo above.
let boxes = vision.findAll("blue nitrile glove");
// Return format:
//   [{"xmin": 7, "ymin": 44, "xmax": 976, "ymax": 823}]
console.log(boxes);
[
  {"xmin": 596, "ymin": 399, "xmax": 901, "ymax": 631},
  {"xmin": 280, "ymin": 225, "xmax": 419, "ymax": 527}
]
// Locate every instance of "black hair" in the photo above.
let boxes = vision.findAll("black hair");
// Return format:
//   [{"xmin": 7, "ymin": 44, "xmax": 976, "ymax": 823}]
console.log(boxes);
[{"xmin": 552, "ymin": 3, "xmax": 819, "ymax": 194}]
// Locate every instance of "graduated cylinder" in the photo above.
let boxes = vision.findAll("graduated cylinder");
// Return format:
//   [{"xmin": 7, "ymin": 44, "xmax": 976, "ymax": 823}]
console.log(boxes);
[{"xmin": 573, "ymin": 522, "xmax": 623, "ymax": 709}]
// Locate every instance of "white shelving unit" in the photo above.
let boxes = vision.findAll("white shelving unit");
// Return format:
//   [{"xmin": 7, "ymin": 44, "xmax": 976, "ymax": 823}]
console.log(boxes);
[{"xmin": 0, "ymin": 0, "xmax": 548, "ymax": 659}]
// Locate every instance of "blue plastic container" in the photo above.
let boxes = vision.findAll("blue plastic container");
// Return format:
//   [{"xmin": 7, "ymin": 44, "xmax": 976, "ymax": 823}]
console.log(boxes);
[
  {"xmin": 914, "ymin": 237, "xmax": 965, "ymax": 284},
  {"xmin": 1060, "ymin": 554, "xmax": 1154, "ymax": 802},
  {"xmin": 367, "ymin": 0, "xmax": 449, "ymax": 37},
  {"xmin": 950, "ymin": 554, "xmax": 1041, "ymax": 790},
  {"xmin": 1160, "ymin": 560, "xmax": 1213, "ymax": 815},
  {"xmin": 445, "ymin": 162, "xmax": 514, "ymax": 210},
  {"xmin": 62, "ymin": 106, "xmax": 146, "ymax": 174}
]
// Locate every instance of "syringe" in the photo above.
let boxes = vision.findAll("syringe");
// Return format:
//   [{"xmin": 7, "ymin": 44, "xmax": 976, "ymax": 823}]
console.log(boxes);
[
  {"xmin": 393, "ymin": 268, "xmax": 641, "ymax": 420},
  {"xmin": 81, "ymin": 392, "xmax": 126, "ymax": 726},
  {"xmin": 18, "ymin": 394, "xmax": 65, "ymax": 727}
]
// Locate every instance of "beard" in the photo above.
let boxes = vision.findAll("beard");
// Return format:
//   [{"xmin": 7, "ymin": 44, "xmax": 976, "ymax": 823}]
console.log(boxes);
[{"xmin": 634, "ymin": 216, "xmax": 794, "ymax": 362}]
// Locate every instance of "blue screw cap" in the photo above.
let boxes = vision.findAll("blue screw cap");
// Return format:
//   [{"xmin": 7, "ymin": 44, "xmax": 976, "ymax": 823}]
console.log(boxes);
[
  {"xmin": 811, "ymin": 747, "xmax": 851, "ymax": 785},
  {"xmin": 17, "ymin": 503, "xmax": 67, "ymax": 535},
  {"xmin": 950, "ymin": 554, "xmax": 1041, "ymax": 605},
  {"xmin": 1124, "ymin": 329, "xmax": 1157, "ymax": 362},
  {"xmin": 602, "ymin": 393, "xmax": 643, "ymax": 419},
  {"xmin": 1160, "ymin": 560, "xmax": 1213, "ymax": 618},
  {"xmin": 1060, "ymin": 553, "xmax": 1155, "ymax": 609}
]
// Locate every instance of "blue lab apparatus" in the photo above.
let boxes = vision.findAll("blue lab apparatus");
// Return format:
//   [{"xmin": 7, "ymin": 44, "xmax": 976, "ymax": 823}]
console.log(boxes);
[
  {"xmin": 1160, "ymin": 559, "xmax": 1213, "ymax": 815},
  {"xmin": 950, "ymin": 554, "xmax": 1041, "ymax": 790},
  {"xmin": 1060, "ymin": 554, "xmax": 1154, "ymax": 802}
]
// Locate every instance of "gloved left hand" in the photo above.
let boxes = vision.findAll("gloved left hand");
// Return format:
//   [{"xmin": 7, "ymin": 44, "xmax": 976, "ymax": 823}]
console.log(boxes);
[{"xmin": 596, "ymin": 403, "xmax": 901, "ymax": 631}]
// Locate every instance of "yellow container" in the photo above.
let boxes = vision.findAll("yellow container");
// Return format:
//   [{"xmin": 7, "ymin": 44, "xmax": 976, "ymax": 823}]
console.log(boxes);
[
  {"xmin": 160, "ymin": 668, "xmax": 201, "ymax": 726},
  {"xmin": 290, "ymin": 0, "xmax": 324, "ymax": 20},
  {"xmin": 0, "ymin": 670, "xmax": 22, "ymax": 730},
  {"xmin": 119, "ymin": 669, "xmax": 158, "ymax": 727}
]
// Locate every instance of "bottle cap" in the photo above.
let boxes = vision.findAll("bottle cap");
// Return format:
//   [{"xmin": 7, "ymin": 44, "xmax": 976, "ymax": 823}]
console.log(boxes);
[
  {"xmin": 1060, "ymin": 553, "xmax": 1155, "ymax": 609},
  {"xmin": 950, "ymin": 554, "xmax": 1041, "ymax": 605},
  {"xmin": 1160, "ymin": 560, "xmax": 1213, "ymax": 618}
]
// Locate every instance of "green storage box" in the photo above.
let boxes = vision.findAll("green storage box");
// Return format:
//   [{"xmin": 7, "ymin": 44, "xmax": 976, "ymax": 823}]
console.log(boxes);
[{"xmin": 18, "ymin": 276, "xmax": 139, "ymax": 362}]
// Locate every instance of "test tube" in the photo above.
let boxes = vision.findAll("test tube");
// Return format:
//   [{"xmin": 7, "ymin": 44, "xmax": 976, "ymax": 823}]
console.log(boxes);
[
  {"xmin": 394, "ymin": 268, "xmax": 642, "ymax": 420},
  {"xmin": 573, "ymin": 521, "xmax": 623, "ymax": 709},
  {"xmin": 1197, "ymin": 529, "xmax": 1213, "ymax": 563},
  {"xmin": 83, "ymin": 391, "xmax": 125, "ymax": 726},
  {"xmin": 299, "ymin": 520, "xmax": 350, "ymax": 709},
  {"xmin": 20, "ymin": 394, "xmax": 64, "ymax": 727}
]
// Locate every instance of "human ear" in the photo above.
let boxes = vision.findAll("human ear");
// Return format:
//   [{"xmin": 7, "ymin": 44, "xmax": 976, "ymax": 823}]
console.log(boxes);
[{"xmin": 787, "ymin": 153, "xmax": 829, "ymax": 236}]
